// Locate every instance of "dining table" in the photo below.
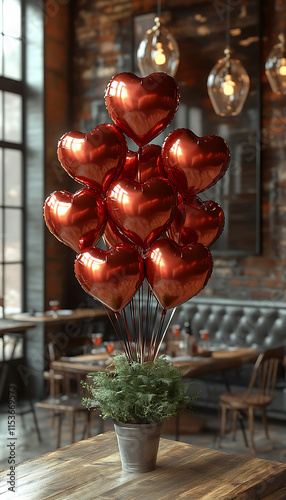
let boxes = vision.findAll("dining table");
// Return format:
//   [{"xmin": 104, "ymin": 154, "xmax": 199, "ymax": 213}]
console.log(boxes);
[
  {"xmin": 7, "ymin": 308, "xmax": 109, "ymax": 400},
  {"xmin": 50, "ymin": 346, "xmax": 261, "ymax": 379},
  {"xmin": 1, "ymin": 431, "xmax": 285, "ymax": 499},
  {"xmin": 9, "ymin": 307, "xmax": 108, "ymax": 326},
  {"xmin": 0, "ymin": 318, "xmax": 35, "ymax": 361}
]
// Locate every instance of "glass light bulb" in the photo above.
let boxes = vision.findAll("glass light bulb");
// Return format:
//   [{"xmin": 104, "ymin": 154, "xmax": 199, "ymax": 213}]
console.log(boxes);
[
  {"xmin": 279, "ymin": 58, "xmax": 286, "ymax": 76},
  {"xmin": 207, "ymin": 52, "xmax": 250, "ymax": 117},
  {"xmin": 265, "ymin": 34, "xmax": 286, "ymax": 94},
  {"xmin": 153, "ymin": 43, "xmax": 166, "ymax": 66},
  {"xmin": 223, "ymin": 75, "xmax": 235, "ymax": 96},
  {"xmin": 137, "ymin": 18, "xmax": 180, "ymax": 77}
]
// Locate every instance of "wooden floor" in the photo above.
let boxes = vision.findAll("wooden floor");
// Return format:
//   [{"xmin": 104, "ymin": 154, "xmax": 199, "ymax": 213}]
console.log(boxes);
[{"xmin": 0, "ymin": 404, "xmax": 286, "ymax": 471}]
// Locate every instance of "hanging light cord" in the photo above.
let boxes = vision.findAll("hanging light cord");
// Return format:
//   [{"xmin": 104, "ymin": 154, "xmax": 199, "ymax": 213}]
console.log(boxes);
[
  {"xmin": 226, "ymin": 0, "xmax": 230, "ymax": 50},
  {"xmin": 157, "ymin": 0, "xmax": 161, "ymax": 19}
]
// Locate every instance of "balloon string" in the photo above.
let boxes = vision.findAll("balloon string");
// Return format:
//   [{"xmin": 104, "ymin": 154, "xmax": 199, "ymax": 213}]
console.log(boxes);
[
  {"xmin": 150, "ymin": 306, "xmax": 164, "ymax": 361},
  {"xmin": 148, "ymin": 298, "xmax": 160, "ymax": 360},
  {"xmin": 101, "ymin": 235, "xmax": 109, "ymax": 250},
  {"xmin": 103, "ymin": 306, "xmax": 127, "ymax": 355},
  {"xmin": 154, "ymin": 307, "xmax": 177, "ymax": 359}
]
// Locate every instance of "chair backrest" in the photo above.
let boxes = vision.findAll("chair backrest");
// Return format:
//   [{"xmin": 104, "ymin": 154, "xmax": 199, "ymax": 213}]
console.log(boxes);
[
  {"xmin": 246, "ymin": 347, "xmax": 282, "ymax": 400},
  {"xmin": 47, "ymin": 336, "xmax": 93, "ymax": 364}
]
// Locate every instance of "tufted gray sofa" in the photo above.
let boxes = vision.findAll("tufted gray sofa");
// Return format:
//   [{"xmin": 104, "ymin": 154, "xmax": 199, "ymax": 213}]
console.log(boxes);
[
  {"xmin": 173, "ymin": 297, "xmax": 286, "ymax": 351},
  {"xmin": 172, "ymin": 297, "xmax": 286, "ymax": 417}
]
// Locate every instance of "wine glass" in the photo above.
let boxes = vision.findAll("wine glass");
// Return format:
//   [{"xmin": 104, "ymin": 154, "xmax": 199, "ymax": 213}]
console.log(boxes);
[
  {"xmin": 49, "ymin": 300, "xmax": 60, "ymax": 317},
  {"xmin": 105, "ymin": 342, "xmax": 115, "ymax": 355},
  {"xmin": 91, "ymin": 333, "xmax": 103, "ymax": 350},
  {"xmin": 199, "ymin": 329, "xmax": 209, "ymax": 350},
  {"xmin": 171, "ymin": 324, "xmax": 181, "ymax": 337}
]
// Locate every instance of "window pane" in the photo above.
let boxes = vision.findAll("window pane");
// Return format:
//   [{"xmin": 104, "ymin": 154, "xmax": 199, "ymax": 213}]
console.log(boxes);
[
  {"xmin": 3, "ymin": 36, "xmax": 22, "ymax": 80},
  {"xmin": 0, "ymin": 35, "xmax": 3, "ymax": 76},
  {"xmin": 0, "ymin": 91, "xmax": 2, "ymax": 140},
  {"xmin": 0, "ymin": 209, "xmax": 2, "ymax": 261},
  {"xmin": 4, "ymin": 149, "xmax": 22, "ymax": 206},
  {"xmin": 4, "ymin": 92, "xmax": 22, "ymax": 143},
  {"xmin": 4, "ymin": 263, "xmax": 22, "ymax": 314},
  {"xmin": 0, "ymin": 264, "xmax": 3, "ymax": 318},
  {"xmin": 4, "ymin": 208, "xmax": 22, "ymax": 261},
  {"xmin": 0, "ymin": 0, "xmax": 2, "ymax": 32},
  {"xmin": 3, "ymin": 0, "xmax": 21, "ymax": 38},
  {"xmin": 0, "ymin": 148, "xmax": 2, "ymax": 205}
]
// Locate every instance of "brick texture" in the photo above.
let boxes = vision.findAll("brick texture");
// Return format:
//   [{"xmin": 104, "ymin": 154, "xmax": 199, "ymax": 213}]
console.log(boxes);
[{"xmin": 44, "ymin": 0, "xmax": 286, "ymax": 306}]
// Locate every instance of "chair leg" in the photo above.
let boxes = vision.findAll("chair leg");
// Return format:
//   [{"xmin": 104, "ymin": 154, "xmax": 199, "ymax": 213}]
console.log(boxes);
[
  {"xmin": 175, "ymin": 413, "xmax": 180, "ymax": 441},
  {"xmin": 86, "ymin": 411, "xmax": 91, "ymax": 439},
  {"xmin": 30, "ymin": 401, "xmax": 42, "ymax": 442},
  {"xmin": 71, "ymin": 412, "xmax": 75, "ymax": 443},
  {"xmin": 218, "ymin": 404, "xmax": 227, "ymax": 447},
  {"xmin": 248, "ymin": 406, "xmax": 255, "ymax": 452},
  {"xmin": 237, "ymin": 411, "xmax": 249, "ymax": 448},
  {"xmin": 231, "ymin": 410, "xmax": 238, "ymax": 441},
  {"xmin": 262, "ymin": 407, "xmax": 269, "ymax": 440},
  {"xmin": 57, "ymin": 412, "xmax": 62, "ymax": 449}
]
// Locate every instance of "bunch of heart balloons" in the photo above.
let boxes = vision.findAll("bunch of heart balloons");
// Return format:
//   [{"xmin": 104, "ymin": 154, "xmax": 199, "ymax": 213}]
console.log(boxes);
[{"xmin": 44, "ymin": 72, "xmax": 230, "ymax": 359}]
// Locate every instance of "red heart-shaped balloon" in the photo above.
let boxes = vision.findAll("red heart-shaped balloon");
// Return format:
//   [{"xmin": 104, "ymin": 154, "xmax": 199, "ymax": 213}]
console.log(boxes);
[
  {"xmin": 121, "ymin": 145, "xmax": 165, "ymax": 183},
  {"xmin": 74, "ymin": 245, "xmax": 145, "ymax": 312},
  {"xmin": 168, "ymin": 196, "xmax": 225, "ymax": 247},
  {"xmin": 162, "ymin": 129, "xmax": 230, "ymax": 197},
  {"xmin": 57, "ymin": 123, "xmax": 126, "ymax": 194},
  {"xmin": 106, "ymin": 178, "xmax": 177, "ymax": 249},
  {"xmin": 145, "ymin": 238, "xmax": 213, "ymax": 309},
  {"xmin": 103, "ymin": 218, "xmax": 131, "ymax": 248},
  {"xmin": 44, "ymin": 189, "xmax": 107, "ymax": 252},
  {"xmin": 104, "ymin": 72, "xmax": 180, "ymax": 147}
]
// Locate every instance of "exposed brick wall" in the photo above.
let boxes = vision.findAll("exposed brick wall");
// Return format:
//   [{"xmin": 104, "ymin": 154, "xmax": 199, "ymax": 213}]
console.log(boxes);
[
  {"xmin": 44, "ymin": 0, "xmax": 286, "ymax": 307},
  {"xmin": 44, "ymin": 1, "xmax": 76, "ymax": 309}
]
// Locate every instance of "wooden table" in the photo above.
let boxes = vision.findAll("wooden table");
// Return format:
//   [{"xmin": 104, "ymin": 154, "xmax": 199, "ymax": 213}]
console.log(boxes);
[
  {"xmin": 9, "ymin": 308, "xmax": 107, "ymax": 326},
  {"xmin": 7, "ymin": 309, "xmax": 108, "ymax": 399},
  {"xmin": 0, "ymin": 319, "xmax": 35, "ymax": 334},
  {"xmin": 0, "ymin": 319, "xmax": 35, "ymax": 361},
  {"xmin": 50, "ymin": 347, "xmax": 260, "ymax": 379},
  {"xmin": 1, "ymin": 432, "xmax": 285, "ymax": 499}
]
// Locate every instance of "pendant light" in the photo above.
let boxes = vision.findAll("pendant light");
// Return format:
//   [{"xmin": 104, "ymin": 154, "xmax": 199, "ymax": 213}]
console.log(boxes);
[
  {"xmin": 137, "ymin": 1, "xmax": 180, "ymax": 77},
  {"xmin": 265, "ymin": 34, "xmax": 286, "ymax": 95},
  {"xmin": 207, "ymin": 1, "xmax": 250, "ymax": 117}
]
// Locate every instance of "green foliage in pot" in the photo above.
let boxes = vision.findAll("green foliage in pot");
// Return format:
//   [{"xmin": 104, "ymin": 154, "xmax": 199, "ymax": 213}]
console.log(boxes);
[{"xmin": 81, "ymin": 353, "xmax": 198, "ymax": 424}]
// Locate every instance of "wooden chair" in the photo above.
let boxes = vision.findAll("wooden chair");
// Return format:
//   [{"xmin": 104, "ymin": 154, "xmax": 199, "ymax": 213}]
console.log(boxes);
[
  {"xmin": 218, "ymin": 347, "xmax": 283, "ymax": 451},
  {"xmin": 43, "ymin": 336, "xmax": 94, "ymax": 397},
  {"xmin": 36, "ymin": 336, "xmax": 94, "ymax": 448},
  {"xmin": 35, "ymin": 391, "xmax": 91, "ymax": 448}
]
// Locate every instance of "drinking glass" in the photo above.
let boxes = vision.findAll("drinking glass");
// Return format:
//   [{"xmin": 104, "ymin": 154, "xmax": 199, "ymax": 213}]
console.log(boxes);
[
  {"xmin": 91, "ymin": 333, "xmax": 103, "ymax": 348},
  {"xmin": 199, "ymin": 329, "xmax": 209, "ymax": 350},
  {"xmin": 49, "ymin": 300, "xmax": 60, "ymax": 317},
  {"xmin": 105, "ymin": 342, "xmax": 115, "ymax": 355},
  {"xmin": 171, "ymin": 324, "xmax": 181, "ymax": 337}
]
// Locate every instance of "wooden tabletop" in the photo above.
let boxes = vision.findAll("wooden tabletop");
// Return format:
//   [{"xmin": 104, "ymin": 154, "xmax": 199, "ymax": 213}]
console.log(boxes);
[
  {"xmin": 8, "ymin": 308, "xmax": 108, "ymax": 325},
  {"xmin": 50, "ymin": 347, "xmax": 260, "ymax": 379},
  {"xmin": 1, "ymin": 432, "xmax": 285, "ymax": 499},
  {"xmin": 0, "ymin": 318, "xmax": 35, "ymax": 334}
]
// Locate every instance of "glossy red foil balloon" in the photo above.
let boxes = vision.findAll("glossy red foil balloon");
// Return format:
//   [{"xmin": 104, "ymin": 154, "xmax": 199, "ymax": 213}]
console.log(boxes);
[
  {"xmin": 74, "ymin": 245, "xmax": 145, "ymax": 312},
  {"xmin": 145, "ymin": 238, "xmax": 213, "ymax": 309},
  {"xmin": 106, "ymin": 178, "xmax": 177, "ymax": 249},
  {"xmin": 44, "ymin": 189, "xmax": 107, "ymax": 252},
  {"xmin": 168, "ymin": 196, "xmax": 225, "ymax": 247},
  {"xmin": 121, "ymin": 145, "xmax": 165, "ymax": 183},
  {"xmin": 57, "ymin": 123, "xmax": 126, "ymax": 194},
  {"xmin": 162, "ymin": 129, "xmax": 230, "ymax": 197},
  {"xmin": 104, "ymin": 72, "xmax": 180, "ymax": 147},
  {"xmin": 103, "ymin": 218, "xmax": 131, "ymax": 247}
]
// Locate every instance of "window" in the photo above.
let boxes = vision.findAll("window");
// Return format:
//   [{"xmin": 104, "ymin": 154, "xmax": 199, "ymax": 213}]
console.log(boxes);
[{"xmin": 0, "ymin": 0, "xmax": 24, "ymax": 315}]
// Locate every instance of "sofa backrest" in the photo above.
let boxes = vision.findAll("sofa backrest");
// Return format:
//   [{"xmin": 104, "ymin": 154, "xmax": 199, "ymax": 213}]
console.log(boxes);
[{"xmin": 173, "ymin": 298, "xmax": 286, "ymax": 350}]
